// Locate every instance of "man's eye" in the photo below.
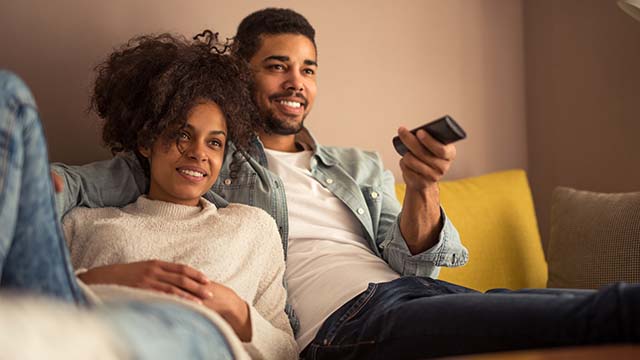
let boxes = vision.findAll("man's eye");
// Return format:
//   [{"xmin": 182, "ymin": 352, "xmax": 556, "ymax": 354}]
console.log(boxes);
[
  {"xmin": 304, "ymin": 68, "xmax": 315, "ymax": 75},
  {"xmin": 268, "ymin": 64, "xmax": 285, "ymax": 71}
]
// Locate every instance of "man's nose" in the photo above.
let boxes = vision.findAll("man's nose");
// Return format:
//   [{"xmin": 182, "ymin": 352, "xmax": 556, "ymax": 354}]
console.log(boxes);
[{"xmin": 283, "ymin": 71, "xmax": 304, "ymax": 93}]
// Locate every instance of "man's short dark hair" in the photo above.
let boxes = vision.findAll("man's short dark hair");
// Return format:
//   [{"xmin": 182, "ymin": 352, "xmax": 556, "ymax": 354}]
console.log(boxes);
[{"xmin": 234, "ymin": 8, "xmax": 316, "ymax": 61}]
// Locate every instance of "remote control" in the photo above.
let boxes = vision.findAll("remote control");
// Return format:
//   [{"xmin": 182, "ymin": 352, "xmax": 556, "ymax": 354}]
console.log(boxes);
[{"xmin": 392, "ymin": 115, "xmax": 466, "ymax": 156}]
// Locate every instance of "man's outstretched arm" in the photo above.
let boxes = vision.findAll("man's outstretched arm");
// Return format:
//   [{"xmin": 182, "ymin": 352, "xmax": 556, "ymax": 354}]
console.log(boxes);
[
  {"xmin": 395, "ymin": 126, "xmax": 454, "ymax": 253},
  {"xmin": 378, "ymin": 127, "xmax": 468, "ymax": 277},
  {"xmin": 50, "ymin": 152, "xmax": 147, "ymax": 217}
]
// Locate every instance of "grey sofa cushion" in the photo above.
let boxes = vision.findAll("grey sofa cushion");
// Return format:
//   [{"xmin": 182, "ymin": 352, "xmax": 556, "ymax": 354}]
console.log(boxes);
[{"xmin": 547, "ymin": 186, "xmax": 640, "ymax": 289}]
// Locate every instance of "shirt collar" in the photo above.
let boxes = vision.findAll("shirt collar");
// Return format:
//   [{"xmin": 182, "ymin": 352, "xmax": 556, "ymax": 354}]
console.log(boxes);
[
  {"xmin": 296, "ymin": 128, "xmax": 337, "ymax": 167},
  {"xmin": 254, "ymin": 127, "xmax": 337, "ymax": 167}
]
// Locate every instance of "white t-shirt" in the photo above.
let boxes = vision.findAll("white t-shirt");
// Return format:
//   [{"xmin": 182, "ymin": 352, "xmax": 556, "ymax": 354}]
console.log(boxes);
[{"xmin": 265, "ymin": 148, "xmax": 400, "ymax": 350}]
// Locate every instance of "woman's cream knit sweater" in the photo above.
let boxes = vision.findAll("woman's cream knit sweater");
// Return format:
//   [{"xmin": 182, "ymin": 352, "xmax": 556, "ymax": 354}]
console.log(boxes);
[{"xmin": 62, "ymin": 196, "xmax": 297, "ymax": 360}]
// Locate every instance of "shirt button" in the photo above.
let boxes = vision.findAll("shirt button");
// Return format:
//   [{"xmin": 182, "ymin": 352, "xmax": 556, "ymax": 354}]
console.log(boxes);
[
  {"xmin": 357, "ymin": 208, "xmax": 365, "ymax": 215},
  {"xmin": 224, "ymin": 178, "xmax": 232, "ymax": 186},
  {"xmin": 326, "ymin": 178, "xmax": 334, "ymax": 184},
  {"xmin": 371, "ymin": 191, "xmax": 379, "ymax": 199}
]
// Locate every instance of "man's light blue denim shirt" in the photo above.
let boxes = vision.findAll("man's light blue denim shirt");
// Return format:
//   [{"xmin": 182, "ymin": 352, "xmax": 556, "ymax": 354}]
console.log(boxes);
[{"xmin": 51, "ymin": 128, "xmax": 469, "ymax": 333}]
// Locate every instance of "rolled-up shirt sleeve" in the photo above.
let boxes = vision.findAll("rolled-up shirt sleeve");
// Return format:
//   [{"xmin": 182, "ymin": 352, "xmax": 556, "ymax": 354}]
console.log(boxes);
[
  {"xmin": 51, "ymin": 153, "xmax": 147, "ymax": 218},
  {"xmin": 380, "ymin": 209, "xmax": 468, "ymax": 277},
  {"xmin": 376, "ymin": 169, "xmax": 468, "ymax": 277}
]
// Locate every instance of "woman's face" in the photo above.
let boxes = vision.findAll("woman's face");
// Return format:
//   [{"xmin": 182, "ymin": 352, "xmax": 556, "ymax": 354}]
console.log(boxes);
[{"xmin": 140, "ymin": 101, "xmax": 227, "ymax": 206}]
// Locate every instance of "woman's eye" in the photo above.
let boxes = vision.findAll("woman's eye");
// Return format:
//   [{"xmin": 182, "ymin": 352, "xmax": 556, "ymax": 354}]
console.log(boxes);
[
  {"xmin": 208, "ymin": 139, "xmax": 223, "ymax": 148},
  {"xmin": 179, "ymin": 132, "xmax": 190, "ymax": 140},
  {"xmin": 269, "ymin": 64, "xmax": 285, "ymax": 71}
]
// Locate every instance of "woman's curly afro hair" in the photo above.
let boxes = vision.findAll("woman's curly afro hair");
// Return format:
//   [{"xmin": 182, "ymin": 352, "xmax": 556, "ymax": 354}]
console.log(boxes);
[{"xmin": 91, "ymin": 31, "xmax": 260, "ymax": 175}]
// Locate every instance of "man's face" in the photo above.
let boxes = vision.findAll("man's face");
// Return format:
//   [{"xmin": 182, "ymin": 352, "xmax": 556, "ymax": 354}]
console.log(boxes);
[{"xmin": 249, "ymin": 33, "xmax": 318, "ymax": 135}]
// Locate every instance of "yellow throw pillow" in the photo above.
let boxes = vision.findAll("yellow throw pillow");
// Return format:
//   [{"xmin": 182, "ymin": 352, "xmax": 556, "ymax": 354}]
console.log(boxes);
[{"xmin": 395, "ymin": 169, "xmax": 547, "ymax": 291}]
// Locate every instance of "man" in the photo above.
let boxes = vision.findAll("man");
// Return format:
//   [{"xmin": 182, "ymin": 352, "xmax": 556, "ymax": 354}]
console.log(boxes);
[{"xmin": 53, "ymin": 8, "xmax": 640, "ymax": 359}]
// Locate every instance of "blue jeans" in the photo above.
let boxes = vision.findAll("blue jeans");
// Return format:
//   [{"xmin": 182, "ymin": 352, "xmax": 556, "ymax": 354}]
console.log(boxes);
[
  {"xmin": 0, "ymin": 70, "xmax": 233, "ymax": 360},
  {"xmin": 302, "ymin": 277, "xmax": 640, "ymax": 359}
]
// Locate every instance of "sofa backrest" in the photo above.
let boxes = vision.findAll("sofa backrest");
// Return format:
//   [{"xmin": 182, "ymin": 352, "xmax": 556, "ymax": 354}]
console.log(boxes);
[{"xmin": 395, "ymin": 169, "xmax": 547, "ymax": 291}]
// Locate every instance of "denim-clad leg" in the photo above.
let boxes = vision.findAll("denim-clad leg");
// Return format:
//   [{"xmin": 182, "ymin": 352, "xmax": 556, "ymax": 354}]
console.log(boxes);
[
  {"xmin": 97, "ymin": 302, "xmax": 234, "ymax": 360},
  {"xmin": 303, "ymin": 277, "xmax": 640, "ymax": 360},
  {"xmin": 0, "ymin": 70, "xmax": 86, "ymax": 303}
]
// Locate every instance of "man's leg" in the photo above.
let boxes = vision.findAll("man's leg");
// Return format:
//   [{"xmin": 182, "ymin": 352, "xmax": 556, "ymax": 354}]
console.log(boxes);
[
  {"xmin": 0, "ymin": 296, "xmax": 235, "ymax": 360},
  {"xmin": 97, "ymin": 301, "xmax": 234, "ymax": 360},
  {"xmin": 0, "ymin": 70, "xmax": 85, "ymax": 303},
  {"xmin": 303, "ymin": 277, "xmax": 640, "ymax": 359}
]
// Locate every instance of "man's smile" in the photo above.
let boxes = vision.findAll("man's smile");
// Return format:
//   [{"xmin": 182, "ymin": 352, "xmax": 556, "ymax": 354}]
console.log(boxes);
[
  {"xmin": 270, "ymin": 94, "xmax": 308, "ymax": 116},
  {"xmin": 279, "ymin": 100, "xmax": 302, "ymax": 108}
]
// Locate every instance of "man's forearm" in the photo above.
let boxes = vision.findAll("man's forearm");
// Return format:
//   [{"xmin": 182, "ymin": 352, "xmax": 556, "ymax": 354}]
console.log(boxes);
[
  {"xmin": 51, "ymin": 154, "xmax": 146, "ymax": 216},
  {"xmin": 399, "ymin": 184, "xmax": 443, "ymax": 254}
]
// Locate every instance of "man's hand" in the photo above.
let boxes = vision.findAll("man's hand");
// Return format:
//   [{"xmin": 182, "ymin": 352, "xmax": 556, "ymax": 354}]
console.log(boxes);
[
  {"xmin": 395, "ymin": 126, "xmax": 457, "ymax": 254},
  {"xmin": 201, "ymin": 282, "xmax": 252, "ymax": 342},
  {"xmin": 51, "ymin": 171, "xmax": 63, "ymax": 193},
  {"xmin": 396, "ymin": 127, "xmax": 456, "ymax": 192},
  {"xmin": 78, "ymin": 260, "xmax": 212, "ymax": 304}
]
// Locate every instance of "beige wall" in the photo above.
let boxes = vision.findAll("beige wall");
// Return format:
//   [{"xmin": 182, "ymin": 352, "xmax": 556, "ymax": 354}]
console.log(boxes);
[
  {"xmin": 0, "ymin": 0, "xmax": 528, "ymax": 183},
  {"xmin": 524, "ymin": 0, "xmax": 640, "ymax": 250},
  {"xmin": 3, "ymin": 0, "xmax": 639, "ymax": 249}
]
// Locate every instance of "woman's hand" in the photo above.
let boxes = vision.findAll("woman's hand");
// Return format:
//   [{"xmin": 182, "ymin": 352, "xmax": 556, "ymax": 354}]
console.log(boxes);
[
  {"xmin": 78, "ymin": 260, "xmax": 212, "ymax": 303},
  {"xmin": 202, "ymin": 282, "xmax": 252, "ymax": 342}
]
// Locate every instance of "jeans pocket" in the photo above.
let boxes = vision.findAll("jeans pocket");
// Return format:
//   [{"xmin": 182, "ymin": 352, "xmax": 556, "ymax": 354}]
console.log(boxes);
[
  {"xmin": 412, "ymin": 276, "xmax": 479, "ymax": 294},
  {"xmin": 322, "ymin": 283, "xmax": 379, "ymax": 346}
]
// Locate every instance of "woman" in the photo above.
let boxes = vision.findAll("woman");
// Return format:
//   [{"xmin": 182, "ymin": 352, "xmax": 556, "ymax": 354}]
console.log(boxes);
[{"xmin": 0, "ymin": 33, "xmax": 296, "ymax": 360}]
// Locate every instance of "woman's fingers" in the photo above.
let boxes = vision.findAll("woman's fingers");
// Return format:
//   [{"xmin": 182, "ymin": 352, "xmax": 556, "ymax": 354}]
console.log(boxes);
[
  {"xmin": 158, "ymin": 261, "xmax": 209, "ymax": 284},
  {"xmin": 148, "ymin": 282, "xmax": 203, "ymax": 304},
  {"xmin": 155, "ymin": 271, "xmax": 213, "ymax": 300}
]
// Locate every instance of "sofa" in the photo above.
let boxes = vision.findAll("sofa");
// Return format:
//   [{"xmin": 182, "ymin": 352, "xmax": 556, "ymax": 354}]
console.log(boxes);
[
  {"xmin": 1, "ymin": 169, "xmax": 637, "ymax": 359},
  {"xmin": 396, "ymin": 168, "xmax": 640, "ymax": 291},
  {"xmin": 395, "ymin": 169, "xmax": 547, "ymax": 291}
]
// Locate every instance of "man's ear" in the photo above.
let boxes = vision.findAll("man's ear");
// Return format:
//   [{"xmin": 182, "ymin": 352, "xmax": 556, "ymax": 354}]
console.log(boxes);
[{"xmin": 138, "ymin": 146, "xmax": 151, "ymax": 158}]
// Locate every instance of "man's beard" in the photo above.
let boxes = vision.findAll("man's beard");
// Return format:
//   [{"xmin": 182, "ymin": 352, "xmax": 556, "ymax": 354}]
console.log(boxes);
[
  {"xmin": 263, "ymin": 111, "xmax": 306, "ymax": 135},
  {"xmin": 261, "ymin": 90, "xmax": 308, "ymax": 135}
]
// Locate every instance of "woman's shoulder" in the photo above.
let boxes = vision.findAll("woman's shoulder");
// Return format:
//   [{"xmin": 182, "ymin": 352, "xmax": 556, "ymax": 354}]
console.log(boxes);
[
  {"xmin": 218, "ymin": 204, "xmax": 282, "ymax": 248},
  {"xmin": 219, "ymin": 203, "xmax": 275, "ymax": 224},
  {"xmin": 63, "ymin": 205, "xmax": 127, "ymax": 223}
]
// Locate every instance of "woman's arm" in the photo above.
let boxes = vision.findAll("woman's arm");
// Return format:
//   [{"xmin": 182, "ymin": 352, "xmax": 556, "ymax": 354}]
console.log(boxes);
[
  {"xmin": 78, "ymin": 261, "xmax": 214, "ymax": 304},
  {"xmin": 62, "ymin": 211, "xmax": 214, "ymax": 303},
  {"xmin": 198, "ymin": 281, "xmax": 252, "ymax": 341},
  {"xmin": 239, "ymin": 216, "xmax": 298, "ymax": 359}
]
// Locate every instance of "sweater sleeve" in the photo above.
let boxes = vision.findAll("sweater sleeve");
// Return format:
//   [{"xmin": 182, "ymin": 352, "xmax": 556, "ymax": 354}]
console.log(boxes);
[
  {"xmin": 60, "ymin": 207, "xmax": 99, "ymax": 271},
  {"xmin": 61, "ymin": 208, "xmax": 87, "ymax": 264},
  {"xmin": 242, "ymin": 216, "xmax": 298, "ymax": 360}
]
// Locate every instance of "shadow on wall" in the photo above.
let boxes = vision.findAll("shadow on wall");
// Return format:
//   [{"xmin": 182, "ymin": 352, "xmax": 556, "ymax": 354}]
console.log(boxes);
[{"xmin": 524, "ymin": 0, "xmax": 640, "ymax": 250}]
